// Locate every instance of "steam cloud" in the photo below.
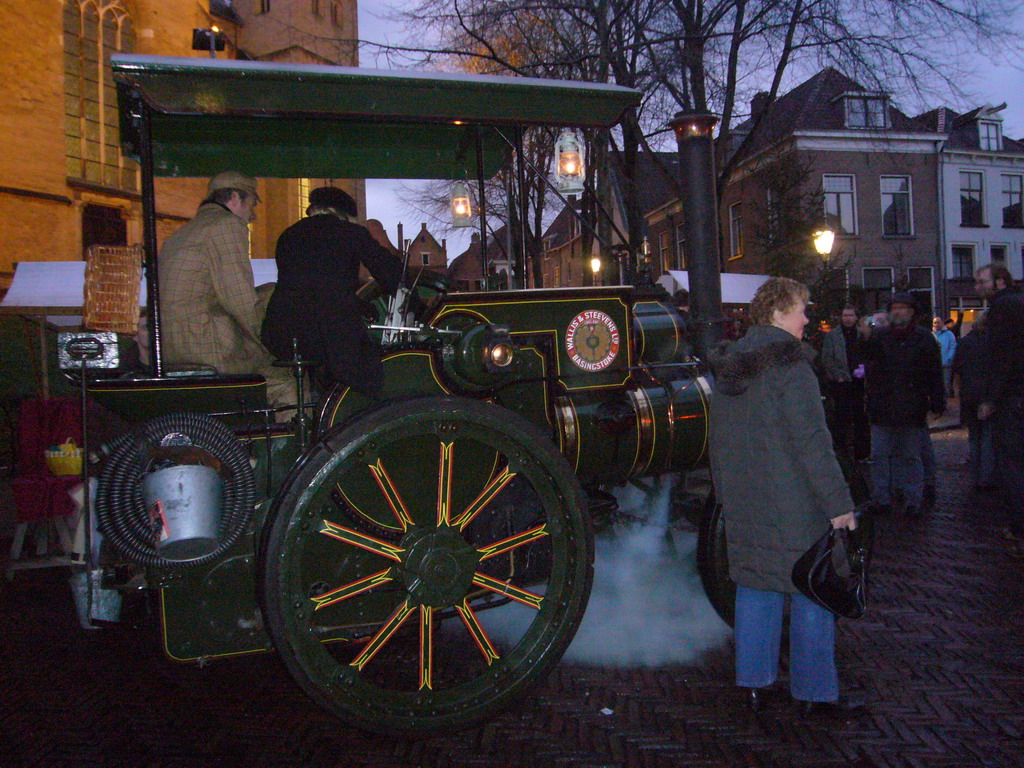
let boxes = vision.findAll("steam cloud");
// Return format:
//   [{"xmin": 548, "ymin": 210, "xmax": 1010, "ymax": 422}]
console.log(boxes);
[
  {"xmin": 563, "ymin": 479, "xmax": 731, "ymax": 667},
  {"xmin": 476, "ymin": 477, "xmax": 732, "ymax": 668}
]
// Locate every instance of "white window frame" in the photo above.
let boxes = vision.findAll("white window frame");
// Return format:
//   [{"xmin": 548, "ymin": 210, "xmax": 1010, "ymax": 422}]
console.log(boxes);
[
  {"xmin": 960, "ymin": 170, "xmax": 985, "ymax": 227},
  {"xmin": 1001, "ymin": 173, "xmax": 1023, "ymax": 228},
  {"xmin": 991, "ymin": 244, "xmax": 1008, "ymax": 262},
  {"xmin": 880, "ymin": 175, "xmax": 913, "ymax": 236},
  {"xmin": 845, "ymin": 96, "xmax": 888, "ymax": 129},
  {"xmin": 979, "ymin": 121, "xmax": 1002, "ymax": 151},
  {"xmin": 766, "ymin": 186, "xmax": 780, "ymax": 237},
  {"xmin": 823, "ymin": 174, "xmax": 858, "ymax": 235},
  {"xmin": 950, "ymin": 243, "xmax": 976, "ymax": 279},
  {"xmin": 728, "ymin": 202, "xmax": 743, "ymax": 260},
  {"xmin": 420, "ymin": 253, "xmax": 431, "ymax": 266}
]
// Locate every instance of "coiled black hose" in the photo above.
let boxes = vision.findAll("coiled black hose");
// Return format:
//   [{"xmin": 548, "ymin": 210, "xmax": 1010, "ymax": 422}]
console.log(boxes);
[{"xmin": 97, "ymin": 412, "xmax": 256, "ymax": 568}]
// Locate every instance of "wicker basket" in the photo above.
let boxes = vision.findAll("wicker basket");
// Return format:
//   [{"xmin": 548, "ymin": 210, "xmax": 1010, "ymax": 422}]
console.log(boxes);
[{"xmin": 83, "ymin": 244, "xmax": 143, "ymax": 334}]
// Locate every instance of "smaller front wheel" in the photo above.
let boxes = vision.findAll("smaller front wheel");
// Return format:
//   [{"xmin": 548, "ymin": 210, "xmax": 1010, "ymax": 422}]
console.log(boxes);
[{"xmin": 261, "ymin": 397, "xmax": 593, "ymax": 736}]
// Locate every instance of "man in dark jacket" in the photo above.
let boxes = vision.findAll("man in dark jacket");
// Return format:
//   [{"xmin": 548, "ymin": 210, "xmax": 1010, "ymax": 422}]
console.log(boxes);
[
  {"xmin": 974, "ymin": 263, "xmax": 1024, "ymax": 514},
  {"xmin": 261, "ymin": 186, "xmax": 403, "ymax": 397},
  {"xmin": 862, "ymin": 293, "xmax": 945, "ymax": 517},
  {"xmin": 951, "ymin": 312, "xmax": 994, "ymax": 490},
  {"xmin": 819, "ymin": 305, "xmax": 869, "ymax": 460}
]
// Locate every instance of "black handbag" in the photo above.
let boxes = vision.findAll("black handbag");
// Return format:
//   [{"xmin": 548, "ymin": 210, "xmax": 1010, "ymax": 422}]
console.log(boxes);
[{"xmin": 791, "ymin": 527, "xmax": 867, "ymax": 619}]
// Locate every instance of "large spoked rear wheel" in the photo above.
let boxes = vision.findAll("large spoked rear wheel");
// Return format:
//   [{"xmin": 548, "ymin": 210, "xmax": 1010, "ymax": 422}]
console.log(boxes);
[{"xmin": 261, "ymin": 396, "xmax": 593, "ymax": 736}]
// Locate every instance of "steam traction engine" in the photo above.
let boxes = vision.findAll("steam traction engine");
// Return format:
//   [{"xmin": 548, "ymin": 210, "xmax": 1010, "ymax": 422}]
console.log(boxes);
[{"xmin": 81, "ymin": 54, "xmax": 725, "ymax": 736}]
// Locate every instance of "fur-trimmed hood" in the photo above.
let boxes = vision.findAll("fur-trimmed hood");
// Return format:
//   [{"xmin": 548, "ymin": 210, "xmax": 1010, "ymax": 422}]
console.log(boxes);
[{"xmin": 709, "ymin": 325, "xmax": 807, "ymax": 395}]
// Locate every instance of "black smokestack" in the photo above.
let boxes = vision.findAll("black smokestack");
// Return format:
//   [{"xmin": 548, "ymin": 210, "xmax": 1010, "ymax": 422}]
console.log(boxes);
[{"xmin": 670, "ymin": 111, "xmax": 724, "ymax": 358}]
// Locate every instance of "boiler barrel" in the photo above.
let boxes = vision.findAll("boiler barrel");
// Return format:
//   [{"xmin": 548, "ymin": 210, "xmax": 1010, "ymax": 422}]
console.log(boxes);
[{"xmin": 553, "ymin": 368, "xmax": 710, "ymax": 485}]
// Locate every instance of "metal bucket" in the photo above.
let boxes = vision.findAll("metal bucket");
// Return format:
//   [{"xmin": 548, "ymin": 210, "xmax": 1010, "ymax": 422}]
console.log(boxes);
[{"xmin": 141, "ymin": 464, "xmax": 223, "ymax": 561}]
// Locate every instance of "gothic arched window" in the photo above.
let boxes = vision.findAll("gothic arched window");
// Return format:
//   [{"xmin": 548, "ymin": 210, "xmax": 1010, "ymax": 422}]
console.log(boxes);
[{"xmin": 64, "ymin": 0, "xmax": 136, "ymax": 190}]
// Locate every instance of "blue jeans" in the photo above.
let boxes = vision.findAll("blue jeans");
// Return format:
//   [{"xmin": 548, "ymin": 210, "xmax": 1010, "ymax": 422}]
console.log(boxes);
[
  {"xmin": 734, "ymin": 585, "xmax": 839, "ymax": 703},
  {"xmin": 871, "ymin": 425, "xmax": 923, "ymax": 507}
]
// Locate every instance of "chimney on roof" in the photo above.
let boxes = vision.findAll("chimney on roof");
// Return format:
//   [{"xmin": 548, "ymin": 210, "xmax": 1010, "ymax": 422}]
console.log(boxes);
[{"xmin": 751, "ymin": 92, "xmax": 770, "ymax": 120}]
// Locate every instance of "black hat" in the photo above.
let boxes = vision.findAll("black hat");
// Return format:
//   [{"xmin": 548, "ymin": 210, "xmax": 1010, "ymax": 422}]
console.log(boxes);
[
  {"xmin": 887, "ymin": 292, "xmax": 918, "ymax": 312},
  {"xmin": 308, "ymin": 186, "xmax": 357, "ymax": 218}
]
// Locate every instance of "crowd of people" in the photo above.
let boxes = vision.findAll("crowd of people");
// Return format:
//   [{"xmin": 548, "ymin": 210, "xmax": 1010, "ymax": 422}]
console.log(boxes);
[
  {"xmin": 810, "ymin": 266, "xmax": 1022, "ymax": 518},
  {"xmin": 708, "ymin": 268, "xmax": 1023, "ymax": 722}
]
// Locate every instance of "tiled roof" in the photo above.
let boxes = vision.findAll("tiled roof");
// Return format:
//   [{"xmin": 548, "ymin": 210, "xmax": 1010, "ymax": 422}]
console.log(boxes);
[
  {"xmin": 914, "ymin": 105, "xmax": 1024, "ymax": 154},
  {"xmin": 542, "ymin": 202, "xmax": 582, "ymax": 250},
  {"xmin": 448, "ymin": 226, "xmax": 509, "ymax": 280},
  {"xmin": 730, "ymin": 67, "xmax": 932, "ymax": 162}
]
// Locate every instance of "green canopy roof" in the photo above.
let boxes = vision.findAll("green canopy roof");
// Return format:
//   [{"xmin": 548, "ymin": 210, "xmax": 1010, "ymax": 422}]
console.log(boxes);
[{"xmin": 112, "ymin": 55, "xmax": 642, "ymax": 180}]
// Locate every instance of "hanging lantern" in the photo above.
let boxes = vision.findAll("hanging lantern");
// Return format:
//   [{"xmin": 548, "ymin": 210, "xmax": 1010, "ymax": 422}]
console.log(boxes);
[
  {"xmin": 812, "ymin": 228, "xmax": 835, "ymax": 262},
  {"xmin": 450, "ymin": 181, "xmax": 474, "ymax": 228},
  {"xmin": 555, "ymin": 129, "xmax": 585, "ymax": 195}
]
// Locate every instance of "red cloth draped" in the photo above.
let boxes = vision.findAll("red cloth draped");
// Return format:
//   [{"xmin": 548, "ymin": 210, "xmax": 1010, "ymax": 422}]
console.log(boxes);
[{"xmin": 12, "ymin": 397, "xmax": 83, "ymax": 522}]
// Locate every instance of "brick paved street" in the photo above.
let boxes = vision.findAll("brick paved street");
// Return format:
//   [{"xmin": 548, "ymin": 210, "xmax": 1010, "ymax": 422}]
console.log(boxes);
[{"xmin": 2, "ymin": 426, "xmax": 1023, "ymax": 768}]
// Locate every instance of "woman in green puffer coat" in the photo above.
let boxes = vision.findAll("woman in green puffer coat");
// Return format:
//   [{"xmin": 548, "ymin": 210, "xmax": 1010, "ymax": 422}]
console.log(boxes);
[{"xmin": 709, "ymin": 277, "xmax": 861, "ymax": 719}]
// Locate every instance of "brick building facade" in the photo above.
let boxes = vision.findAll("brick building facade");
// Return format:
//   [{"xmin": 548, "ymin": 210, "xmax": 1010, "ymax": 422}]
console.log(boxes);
[
  {"xmin": 721, "ymin": 69, "xmax": 944, "ymax": 316},
  {"xmin": 0, "ymin": 0, "xmax": 358, "ymax": 291}
]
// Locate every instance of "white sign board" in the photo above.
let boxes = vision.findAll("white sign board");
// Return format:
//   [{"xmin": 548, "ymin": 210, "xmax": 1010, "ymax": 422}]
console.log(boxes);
[{"xmin": 658, "ymin": 270, "xmax": 770, "ymax": 305}]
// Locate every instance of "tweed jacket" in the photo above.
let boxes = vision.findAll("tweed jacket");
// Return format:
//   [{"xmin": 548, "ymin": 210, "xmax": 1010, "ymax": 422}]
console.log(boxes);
[
  {"xmin": 157, "ymin": 203, "xmax": 275, "ymax": 375},
  {"xmin": 709, "ymin": 325, "xmax": 852, "ymax": 592}
]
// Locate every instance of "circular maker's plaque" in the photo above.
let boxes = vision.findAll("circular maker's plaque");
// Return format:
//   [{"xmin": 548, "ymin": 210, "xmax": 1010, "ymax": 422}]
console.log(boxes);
[{"xmin": 565, "ymin": 310, "xmax": 620, "ymax": 372}]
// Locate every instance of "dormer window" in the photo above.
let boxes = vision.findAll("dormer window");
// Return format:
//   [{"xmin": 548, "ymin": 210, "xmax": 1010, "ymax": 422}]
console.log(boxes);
[
  {"xmin": 979, "ymin": 120, "xmax": 1002, "ymax": 151},
  {"xmin": 845, "ymin": 95, "xmax": 887, "ymax": 129}
]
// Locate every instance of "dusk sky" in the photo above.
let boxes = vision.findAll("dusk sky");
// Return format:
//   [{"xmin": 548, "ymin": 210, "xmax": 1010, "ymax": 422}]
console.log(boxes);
[{"xmin": 356, "ymin": 2, "xmax": 1024, "ymax": 258}]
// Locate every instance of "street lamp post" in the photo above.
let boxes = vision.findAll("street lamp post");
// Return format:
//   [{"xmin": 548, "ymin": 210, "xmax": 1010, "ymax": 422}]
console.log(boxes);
[{"xmin": 813, "ymin": 226, "xmax": 838, "ymax": 314}]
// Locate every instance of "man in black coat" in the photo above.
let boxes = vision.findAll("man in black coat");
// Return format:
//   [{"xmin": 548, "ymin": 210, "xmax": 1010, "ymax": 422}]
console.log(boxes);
[
  {"xmin": 862, "ymin": 293, "xmax": 945, "ymax": 517},
  {"xmin": 951, "ymin": 312, "xmax": 995, "ymax": 490},
  {"xmin": 261, "ymin": 187, "xmax": 403, "ymax": 397},
  {"xmin": 974, "ymin": 262, "xmax": 1024, "ymax": 515}
]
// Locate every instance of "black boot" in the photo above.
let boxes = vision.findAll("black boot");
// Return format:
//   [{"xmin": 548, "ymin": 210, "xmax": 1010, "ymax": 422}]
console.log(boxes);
[
  {"xmin": 745, "ymin": 686, "xmax": 786, "ymax": 713},
  {"xmin": 797, "ymin": 697, "xmax": 869, "ymax": 720}
]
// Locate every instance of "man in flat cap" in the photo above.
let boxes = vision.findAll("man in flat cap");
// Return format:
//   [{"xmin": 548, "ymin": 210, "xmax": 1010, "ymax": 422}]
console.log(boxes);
[
  {"xmin": 860, "ymin": 292, "xmax": 945, "ymax": 517},
  {"xmin": 152, "ymin": 171, "xmax": 295, "ymax": 411},
  {"xmin": 262, "ymin": 186, "xmax": 402, "ymax": 396}
]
